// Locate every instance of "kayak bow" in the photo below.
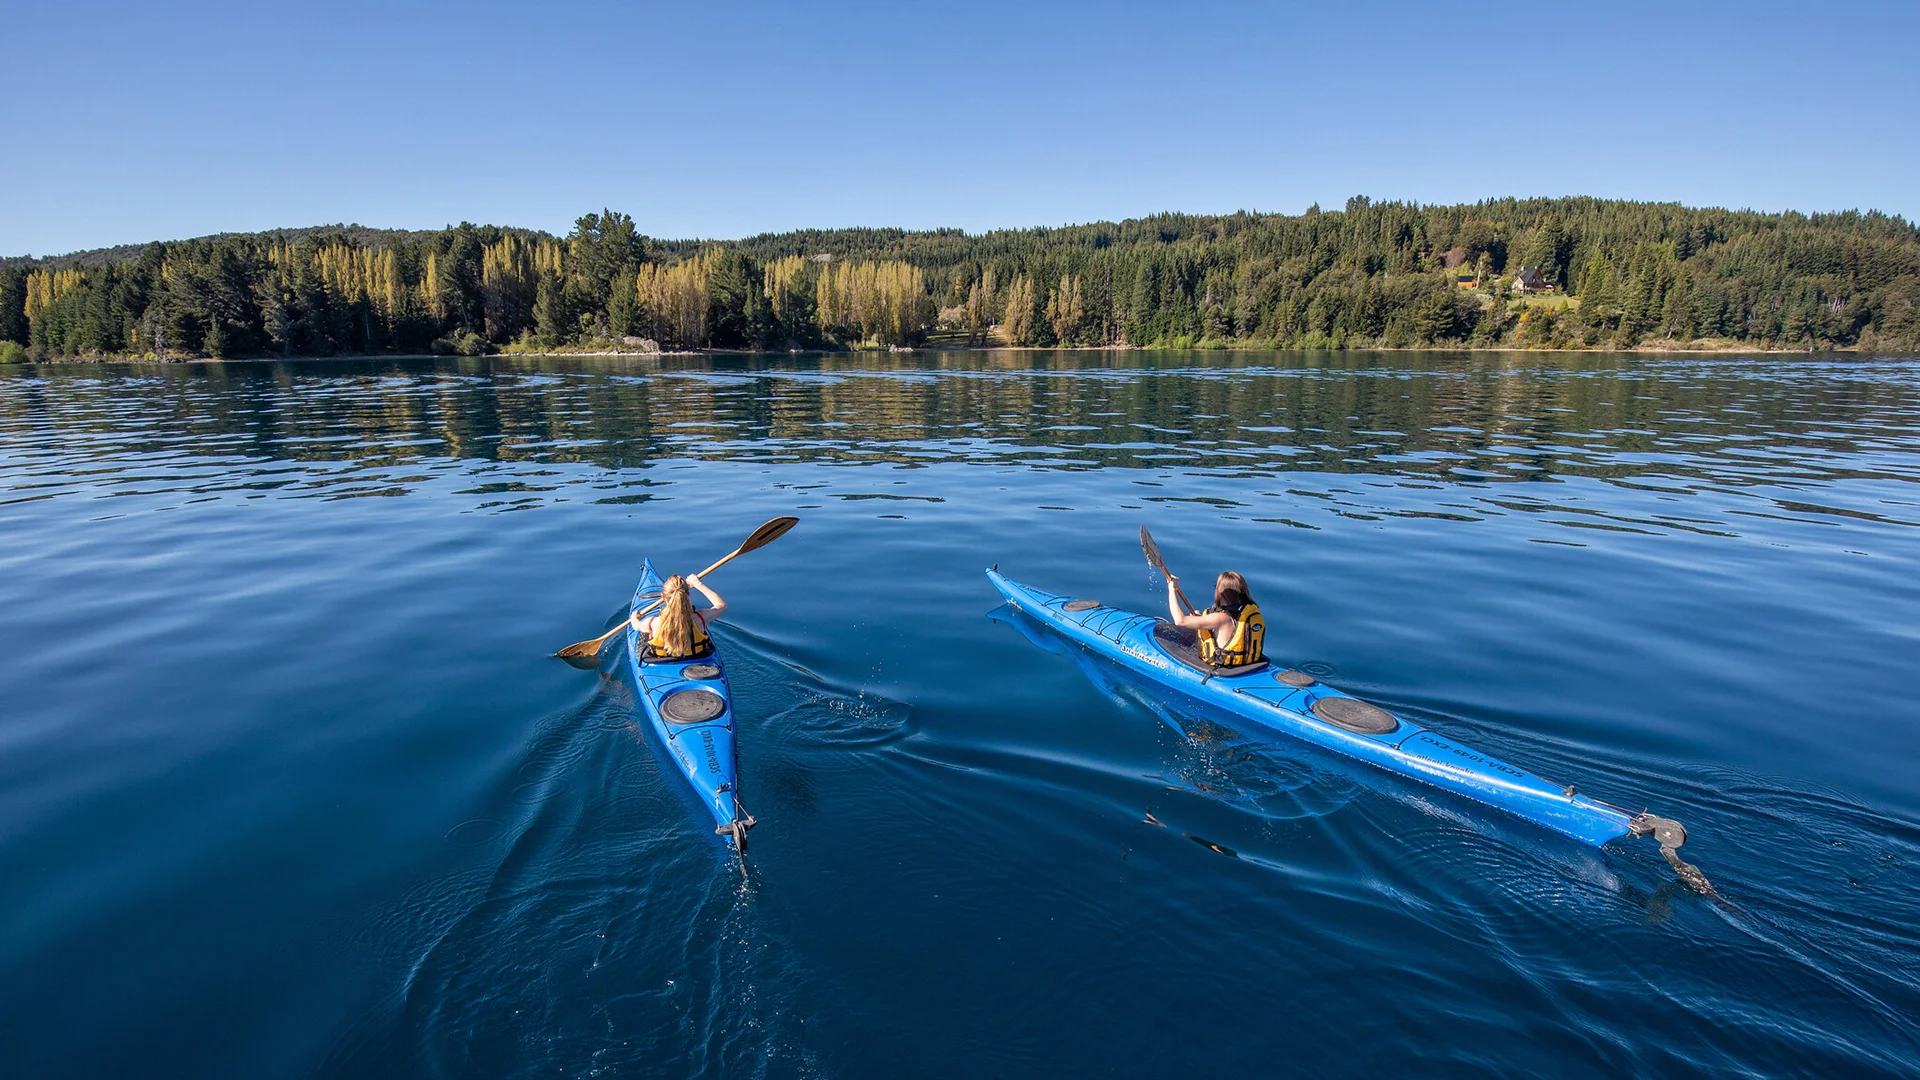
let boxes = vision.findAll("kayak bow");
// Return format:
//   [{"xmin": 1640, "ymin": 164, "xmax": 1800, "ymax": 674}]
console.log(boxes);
[
  {"xmin": 986, "ymin": 568, "xmax": 1707, "ymax": 886},
  {"xmin": 627, "ymin": 558, "xmax": 753, "ymax": 850}
]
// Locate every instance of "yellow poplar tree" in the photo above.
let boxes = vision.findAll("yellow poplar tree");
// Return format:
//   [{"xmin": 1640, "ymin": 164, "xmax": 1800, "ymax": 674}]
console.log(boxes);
[
  {"xmin": 1002, "ymin": 273, "xmax": 1037, "ymax": 345},
  {"xmin": 964, "ymin": 266, "xmax": 997, "ymax": 343},
  {"xmin": 634, "ymin": 250, "xmax": 717, "ymax": 348},
  {"xmin": 24, "ymin": 268, "xmax": 83, "ymax": 324},
  {"xmin": 763, "ymin": 255, "xmax": 811, "ymax": 322},
  {"xmin": 420, "ymin": 253, "xmax": 446, "ymax": 321},
  {"xmin": 816, "ymin": 260, "xmax": 932, "ymax": 346},
  {"xmin": 313, "ymin": 245, "xmax": 401, "ymax": 332},
  {"xmin": 482, "ymin": 235, "xmax": 562, "ymax": 340},
  {"xmin": 1046, "ymin": 274, "xmax": 1085, "ymax": 345}
]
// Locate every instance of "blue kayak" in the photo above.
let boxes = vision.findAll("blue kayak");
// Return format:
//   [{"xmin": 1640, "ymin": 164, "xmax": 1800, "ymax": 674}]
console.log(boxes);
[
  {"xmin": 626, "ymin": 558, "xmax": 752, "ymax": 850},
  {"xmin": 987, "ymin": 568, "xmax": 1704, "ymax": 878}
]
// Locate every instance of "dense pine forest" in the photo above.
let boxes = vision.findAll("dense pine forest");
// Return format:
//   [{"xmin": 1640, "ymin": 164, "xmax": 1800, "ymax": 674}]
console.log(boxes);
[{"xmin": 3, "ymin": 196, "xmax": 1918, "ymax": 362}]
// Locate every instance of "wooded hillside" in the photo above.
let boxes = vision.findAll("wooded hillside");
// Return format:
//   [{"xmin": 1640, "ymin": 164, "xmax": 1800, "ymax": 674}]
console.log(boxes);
[{"xmin": 4, "ymin": 197, "xmax": 1916, "ymax": 360}]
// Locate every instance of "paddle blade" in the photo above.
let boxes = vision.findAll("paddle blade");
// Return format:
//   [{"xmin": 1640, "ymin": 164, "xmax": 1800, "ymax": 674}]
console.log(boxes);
[
  {"xmin": 739, "ymin": 515, "xmax": 799, "ymax": 554},
  {"xmin": 553, "ymin": 644, "xmax": 607, "ymax": 669},
  {"xmin": 554, "ymin": 615, "xmax": 633, "ymax": 665},
  {"xmin": 1139, "ymin": 525, "xmax": 1166, "ymax": 570},
  {"xmin": 553, "ymin": 637, "xmax": 610, "ymax": 665},
  {"xmin": 1141, "ymin": 524, "xmax": 1193, "ymax": 613}
]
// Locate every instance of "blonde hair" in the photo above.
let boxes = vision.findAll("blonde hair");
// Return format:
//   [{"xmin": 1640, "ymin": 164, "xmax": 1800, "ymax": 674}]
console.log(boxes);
[
  {"xmin": 653, "ymin": 575, "xmax": 697, "ymax": 656},
  {"xmin": 1215, "ymin": 571, "xmax": 1253, "ymax": 611}
]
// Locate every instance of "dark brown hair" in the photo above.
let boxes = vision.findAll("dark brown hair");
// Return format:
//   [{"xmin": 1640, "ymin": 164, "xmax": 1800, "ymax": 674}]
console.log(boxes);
[{"xmin": 1215, "ymin": 570, "xmax": 1253, "ymax": 612}]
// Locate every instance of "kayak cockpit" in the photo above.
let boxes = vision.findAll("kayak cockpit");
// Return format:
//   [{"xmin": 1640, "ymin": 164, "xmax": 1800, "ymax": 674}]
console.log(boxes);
[{"xmin": 1151, "ymin": 621, "xmax": 1271, "ymax": 677}]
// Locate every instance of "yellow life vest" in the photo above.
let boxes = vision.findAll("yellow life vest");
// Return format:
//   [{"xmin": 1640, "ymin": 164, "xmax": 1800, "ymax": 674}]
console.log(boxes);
[
  {"xmin": 1198, "ymin": 602, "xmax": 1265, "ymax": 667},
  {"xmin": 647, "ymin": 611, "xmax": 711, "ymax": 658}
]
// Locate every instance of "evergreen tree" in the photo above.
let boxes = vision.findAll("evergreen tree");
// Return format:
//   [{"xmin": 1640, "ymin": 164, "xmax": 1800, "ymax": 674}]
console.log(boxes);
[
  {"xmin": 1623, "ymin": 253, "xmax": 1657, "ymax": 339},
  {"xmin": 438, "ymin": 224, "xmax": 486, "ymax": 335},
  {"xmin": 607, "ymin": 269, "xmax": 639, "ymax": 337},
  {"xmin": 1411, "ymin": 286, "xmax": 1458, "ymax": 343},
  {"xmin": 0, "ymin": 267, "xmax": 28, "ymax": 345},
  {"xmin": 532, "ymin": 271, "xmax": 569, "ymax": 346},
  {"xmin": 567, "ymin": 210, "xmax": 642, "ymax": 313},
  {"xmin": 706, "ymin": 250, "xmax": 760, "ymax": 348},
  {"xmin": 1575, "ymin": 251, "xmax": 1616, "ymax": 334}
]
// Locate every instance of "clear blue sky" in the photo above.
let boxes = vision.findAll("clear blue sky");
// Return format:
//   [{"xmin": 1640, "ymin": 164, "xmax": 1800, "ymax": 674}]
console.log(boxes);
[{"xmin": 4, "ymin": 0, "xmax": 1916, "ymax": 257}]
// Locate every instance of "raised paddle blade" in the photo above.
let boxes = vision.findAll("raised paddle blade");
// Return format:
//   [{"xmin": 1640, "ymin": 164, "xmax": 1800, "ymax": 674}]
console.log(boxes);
[
  {"xmin": 738, "ymin": 515, "xmax": 799, "ymax": 555},
  {"xmin": 1140, "ymin": 525, "xmax": 1194, "ymax": 614},
  {"xmin": 685, "ymin": 516, "xmax": 801, "ymax": 580},
  {"xmin": 1139, "ymin": 525, "xmax": 1166, "ymax": 570}
]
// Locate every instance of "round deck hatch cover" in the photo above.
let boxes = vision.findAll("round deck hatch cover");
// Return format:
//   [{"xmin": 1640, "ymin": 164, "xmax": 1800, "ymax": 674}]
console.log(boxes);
[
  {"xmin": 682, "ymin": 664, "xmax": 721, "ymax": 680},
  {"xmin": 1311, "ymin": 696, "xmax": 1399, "ymax": 735},
  {"xmin": 1276, "ymin": 669, "xmax": 1316, "ymax": 687},
  {"xmin": 1062, "ymin": 599, "xmax": 1101, "ymax": 612},
  {"xmin": 661, "ymin": 688, "xmax": 726, "ymax": 724}
]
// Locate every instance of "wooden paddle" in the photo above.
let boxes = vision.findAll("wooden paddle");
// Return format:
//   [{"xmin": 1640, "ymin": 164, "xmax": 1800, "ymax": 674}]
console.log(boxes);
[
  {"xmin": 1139, "ymin": 525, "xmax": 1195, "ymax": 615},
  {"xmin": 553, "ymin": 516, "xmax": 799, "ymax": 665}
]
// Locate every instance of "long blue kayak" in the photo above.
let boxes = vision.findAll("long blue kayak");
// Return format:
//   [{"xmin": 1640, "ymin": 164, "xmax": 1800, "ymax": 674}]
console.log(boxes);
[
  {"xmin": 626, "ymin": 558, "xmax": 753, "ymax": 850},
  {"xmin": 987, "ymin": 568, "xmax": 1706, "ymax": 881}
]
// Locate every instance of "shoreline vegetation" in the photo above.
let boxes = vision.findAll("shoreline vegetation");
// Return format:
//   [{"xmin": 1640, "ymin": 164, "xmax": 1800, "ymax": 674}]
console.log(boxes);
[{"xmin": 4, "ymin": 195, "xmax": 1918, "ymax": 364}]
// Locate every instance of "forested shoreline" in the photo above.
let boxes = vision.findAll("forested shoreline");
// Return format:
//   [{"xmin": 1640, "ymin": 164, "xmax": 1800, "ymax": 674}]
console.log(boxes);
[{"xmin": 4, "ymin": 196, "xmax": 1918, "ymax": 362}]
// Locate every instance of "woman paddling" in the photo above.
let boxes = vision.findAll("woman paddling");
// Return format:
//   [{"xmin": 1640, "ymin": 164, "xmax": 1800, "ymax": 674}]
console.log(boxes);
[
  {"xmin": 1164, "ymin": 570, "xmax": 1266, "ymax": 668},
  {"xmin": 632, "ymin": 573, "xmax": 726, "ymax": 659}
]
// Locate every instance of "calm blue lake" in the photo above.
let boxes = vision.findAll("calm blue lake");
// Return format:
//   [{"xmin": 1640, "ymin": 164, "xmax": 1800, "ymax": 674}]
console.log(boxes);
[{"xmin": 2, "ymin": 351, "xmax": 1917, "ymax": 1078}]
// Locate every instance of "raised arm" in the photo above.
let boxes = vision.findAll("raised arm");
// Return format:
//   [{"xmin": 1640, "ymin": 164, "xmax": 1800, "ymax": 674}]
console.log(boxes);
[
  {"xmin": 1167, "ymin": 573, "xmax": 1227, "ymax": 634},
  {"xmin": 688, "ymin": 573, "xmax": 727, "ymax": 621}
]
